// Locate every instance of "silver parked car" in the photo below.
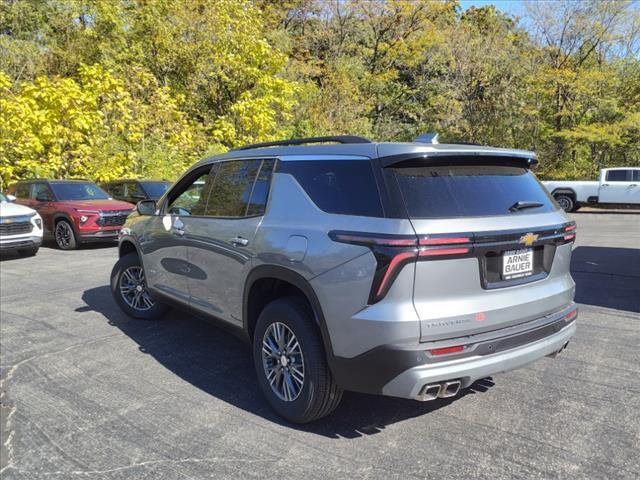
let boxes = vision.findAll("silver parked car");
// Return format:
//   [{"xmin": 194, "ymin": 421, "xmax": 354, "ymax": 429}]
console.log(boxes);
[{"xmin": 111, "ymin": 135, "xmax": 577, "ymax": 423}]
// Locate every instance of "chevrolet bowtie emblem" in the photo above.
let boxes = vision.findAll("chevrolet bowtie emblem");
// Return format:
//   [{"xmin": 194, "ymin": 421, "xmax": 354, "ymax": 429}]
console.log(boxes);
[{"xmin": 519, "ymin": 232, "xmax": 538, "ymax": 247}]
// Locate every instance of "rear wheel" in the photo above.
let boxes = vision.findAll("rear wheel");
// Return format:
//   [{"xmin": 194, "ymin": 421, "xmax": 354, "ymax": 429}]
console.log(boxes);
[
  {"xmin": 253, "ymin": 297, "xmax": 342, "ymax": 423},
  {"xmin": 111, "ymin": 252, "xmax": 169, "ymax": 320},
  {"xmin": 17, "ymin": 246, "xmax": 39, "ymax": 257},
  {"xmin": 55, "ymin": 219, "xmax": 77, "ymax": 250},
  {"xmin": 555, "ymin": 194, "xmax": 575, "ymax": 212}
]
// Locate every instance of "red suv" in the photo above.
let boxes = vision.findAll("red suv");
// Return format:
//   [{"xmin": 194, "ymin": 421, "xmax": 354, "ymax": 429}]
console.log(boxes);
[{"xmin": 7, "ymin": 179, "xmax": 134, "ymax": 250}]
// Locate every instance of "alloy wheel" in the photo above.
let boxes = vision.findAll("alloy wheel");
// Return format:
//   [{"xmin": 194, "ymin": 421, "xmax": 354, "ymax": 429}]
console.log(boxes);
[
  {"xmin": 55, "ymin": 221, "xmax": 72, "ymax": 248},
  {"xmin": 119, "ymin": 266, "xmax": 155, "ymax": 311},
  {"xmin": 261, "ymin": 322, "xmax": 305, "ymax": 402}
]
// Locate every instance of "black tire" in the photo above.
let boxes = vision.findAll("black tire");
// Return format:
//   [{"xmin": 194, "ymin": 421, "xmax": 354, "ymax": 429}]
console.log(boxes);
[
  {"xmin": 17, "ymin": 246, "xmax": 39, "ymax": 257},
  {"xmin": 55, "ymin": 219, "xmax": 77, "ymax": 250},
  {"xmin": 111, "ymin": 252, "xmax": 169, "ymax": 320},
  {"xmin": 555, "ymin": 194, "xmax": 576, "ymax": 212},
  {"xmin": 253, "ymin": 297, "xmax": 343, "ymax": 423}
]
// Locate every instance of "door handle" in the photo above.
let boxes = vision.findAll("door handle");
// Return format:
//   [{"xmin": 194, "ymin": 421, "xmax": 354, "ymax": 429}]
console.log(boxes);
[
  {"xmin": 230, "ymin": 236, "xmax": 249, "ymax": 247},
  {"xmin": 601, "ymin": 183, "xmax": 609, "ymax": 187}
]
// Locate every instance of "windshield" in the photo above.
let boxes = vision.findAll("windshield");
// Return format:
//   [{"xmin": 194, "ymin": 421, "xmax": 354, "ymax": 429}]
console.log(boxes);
[
  {"xmin": 142, "ymin": 181, "xmax": 170, "ymax": 199},
  {"xmin": 392, "ymin": 163, "xmax": 557, "ymax": 218},
  {"xmin": 0, "ymin": 192, "xmax": 7, "ymax": 203},
  {"xmin": 50, "ymin": 182, "xmax": 110, "ymax": 201}
]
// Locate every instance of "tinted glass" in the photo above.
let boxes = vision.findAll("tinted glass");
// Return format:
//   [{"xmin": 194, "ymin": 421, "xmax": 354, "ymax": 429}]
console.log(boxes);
[
  {"xmin": 247, "ymin": 160, "xmax": 275, "ymax": 216},
  {"xmin": 31, "ymin": 183, "xmax": 53, "ymax": 201},
  {"xmin": 127, "ymin": 182, "xmax": 146, "ymax": 199},
  {"xmin": 49, "ymin": 182, "xmax": 109, "ymax": 200},
  {"xmin": 205, "ymin": 160, "xmax": 262, "ymax": 217},
  {"xmin": 15, "ymin": 183, "xmax": 30, "ymax": 198},
  {"xmin": 107, "ymin": 183, "xmax": 125, "ymax": 197},
  {"xmin": 280, "ymin": 160, "xmax": 383, "ymax": 217},
  {"xmin": 606, "ymin": 170, "xmax": 629, "ymax": 182},
  {"xmin": 633, "ymin": 170, "xmax": 640, "ymax": 182},
  {"xmin": 167, "ymin": 171, "xmax": 212, "ymax": 216},
  {"xmin": 393, "ymin": 164, "xmax": 556, "ymax": 218},
  {"xmin": 141, "ymin": 181, "xmax": 170, "ymax": 199}
]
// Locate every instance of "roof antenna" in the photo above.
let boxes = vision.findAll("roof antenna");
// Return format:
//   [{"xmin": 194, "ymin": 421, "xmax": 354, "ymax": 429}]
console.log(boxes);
[{"xmin": 414, "ymin": 132, "xmax": 439, "ymax": 144}]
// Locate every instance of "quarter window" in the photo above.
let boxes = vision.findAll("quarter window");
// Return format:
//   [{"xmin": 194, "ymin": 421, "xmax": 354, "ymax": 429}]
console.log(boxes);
[{"xmin": 279, "ymin": 160, "xmax": 383, "ymax": 217}]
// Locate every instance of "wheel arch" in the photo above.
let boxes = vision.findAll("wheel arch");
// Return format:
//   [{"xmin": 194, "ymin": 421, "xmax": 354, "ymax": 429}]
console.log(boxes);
[
  {"xmin": 119, "ymin": 238, "xmax": 139, "ymax": 258},
  {"xmin": 52, "ymin": 212, "xmax": 77, "ymax": 236},
  {"xmin": 551, "ymin": 188, "xmax": 577, "ymax": 200},
  {"xmin": 243, "ymin": 265, "xmax": 334, "ymax": 357}
]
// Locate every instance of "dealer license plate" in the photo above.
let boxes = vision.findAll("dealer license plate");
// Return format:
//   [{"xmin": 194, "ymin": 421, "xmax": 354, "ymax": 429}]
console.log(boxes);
[{"xmin": 502, "ymin": 249, "xmax": 533, "ymax": 280}]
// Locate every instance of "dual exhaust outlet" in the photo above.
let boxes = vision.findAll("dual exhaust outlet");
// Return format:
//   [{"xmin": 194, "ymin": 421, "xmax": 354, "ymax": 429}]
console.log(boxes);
[{"xmin": 417, "ymin": 380, "xmax": 462, "ymax": 402}]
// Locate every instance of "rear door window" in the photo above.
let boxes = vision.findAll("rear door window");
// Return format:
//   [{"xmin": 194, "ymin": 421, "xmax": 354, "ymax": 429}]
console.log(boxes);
[
  {"xmin": 279, "ymin": 160, "xmax": 383, "ymax": 217},
  {"xmin": 392, "ymin": 163, "xmax": 556, "ymax": 218},
  {"xmin": 606, "ymin": 170, "xmax": 630, "ymax": 182},
  {"xmin": 633, "ymin": 170, "xmax": 640, "ymax": 182},
  {"xmin": 205, "ymin": 160, "xmax": 264, "ymax": 217}
]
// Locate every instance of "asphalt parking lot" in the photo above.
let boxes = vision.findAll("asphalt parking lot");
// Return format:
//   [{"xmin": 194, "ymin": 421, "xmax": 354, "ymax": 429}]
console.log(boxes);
[{"xmin": 1, "ymin": 211, "xmax": 639, "ymax": 479}]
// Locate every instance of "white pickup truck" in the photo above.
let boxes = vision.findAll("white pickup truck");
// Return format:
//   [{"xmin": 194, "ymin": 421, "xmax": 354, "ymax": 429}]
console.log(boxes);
[{"xmin": 543, "ymin": 167, "xmax": 640, "ymax": 212}]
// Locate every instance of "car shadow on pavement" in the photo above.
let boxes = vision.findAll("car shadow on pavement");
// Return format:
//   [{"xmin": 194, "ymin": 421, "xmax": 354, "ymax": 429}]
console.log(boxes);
[
  {"xmin": 571, "ymin": 246, "xmax": 640, "ymax": 313},
  {"xmin": 79, "ymin": 285, "xmax": 494, "ymax": 438}
]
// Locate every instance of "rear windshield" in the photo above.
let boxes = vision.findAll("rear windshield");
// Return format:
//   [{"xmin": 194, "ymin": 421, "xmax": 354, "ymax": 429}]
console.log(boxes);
[
  {"xmin": 50, "ymin": 182, "xmax": 110, "ymax": 201},
  {"xmin": 393, "ymin": 164, "xmax": 557, "ymax": 218}
]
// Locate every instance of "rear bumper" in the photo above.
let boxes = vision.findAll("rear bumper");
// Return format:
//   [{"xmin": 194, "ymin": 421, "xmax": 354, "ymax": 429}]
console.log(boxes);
[
  {"xmin": 382, "ymin": 319, "xmax": 576, "ymax": 400},
  {"xmin": 329, "ymin": 304, "xmax": 577, "ymax": 398},
  {"xmin": 0, "ymin": 236, "xmax": 42, "ymax": 251}
]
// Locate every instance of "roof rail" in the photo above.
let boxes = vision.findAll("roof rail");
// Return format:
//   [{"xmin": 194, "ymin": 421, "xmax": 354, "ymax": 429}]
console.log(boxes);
[
  {"xmin": 233, "ymin": 135, "xmax": 372, "ymax": 151},
  {"xmin": 414, "ymin": 132, "xmax": 439, "ymax": 144}
]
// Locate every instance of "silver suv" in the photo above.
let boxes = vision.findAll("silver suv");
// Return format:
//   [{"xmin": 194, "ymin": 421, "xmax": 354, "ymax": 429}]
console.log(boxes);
[{"xmin": 111, "ymin": 135, "xmax": 577, "ymax": 423}]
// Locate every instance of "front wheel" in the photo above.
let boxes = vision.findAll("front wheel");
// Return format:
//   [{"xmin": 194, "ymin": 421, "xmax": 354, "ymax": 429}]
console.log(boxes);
[
  {"xmin": 111, "ymin": 252, "xmax": 169, "ymax": 320},
  {"xmin": 253, "ymin": 297, "xmax": 342, "ymax": 423},
  {"xmin": 55, "ymin": 219, "xmax": 77, "ymax": 250}
]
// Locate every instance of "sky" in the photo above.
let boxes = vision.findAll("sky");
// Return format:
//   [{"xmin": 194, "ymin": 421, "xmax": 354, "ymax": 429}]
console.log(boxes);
[{"xmin": 459, "ymin": 0, "xmax": 526, "ymax": 17}]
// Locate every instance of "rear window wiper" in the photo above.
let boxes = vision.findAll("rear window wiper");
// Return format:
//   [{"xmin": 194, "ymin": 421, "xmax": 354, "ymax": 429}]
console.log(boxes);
[{"xmin": 509, "ymin": 201, "xmax": 544, "ymax": 212}]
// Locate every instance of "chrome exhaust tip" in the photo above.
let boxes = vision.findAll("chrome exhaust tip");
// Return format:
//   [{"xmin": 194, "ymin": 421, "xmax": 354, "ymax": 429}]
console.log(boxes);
[
  {"xmin": 439, "ymin": 380, "xmax": 461, "ymax": 398},
  {"xmin": 418, "ymin": 384, "xmax": 442, "ymax": 401}
]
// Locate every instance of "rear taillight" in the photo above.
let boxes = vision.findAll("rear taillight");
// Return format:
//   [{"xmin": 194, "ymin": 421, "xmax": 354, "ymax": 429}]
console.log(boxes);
[
  {"xmin": 563, "ymin": 222, "xmax": 576, "ymax": 242},
  {"xmin": 329, "ymin": 231, "xmax": 472, "ymax": 304},
  {"xmin": 419, "ymin": 235, "xmax": 472, "ymax": 257},
  {"xmin": 564, "ymin": 308, "xmax": 578, "ymax": 322}
]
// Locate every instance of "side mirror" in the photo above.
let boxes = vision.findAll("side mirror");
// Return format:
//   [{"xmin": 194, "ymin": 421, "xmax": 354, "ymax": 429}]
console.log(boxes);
[
  {"xmin": 6, "ymin": 194, "xmax": 16, "ymax": 202},
  {"xmin": 136, "ymin": 199, "xmax": 157, "ymax": 216}
]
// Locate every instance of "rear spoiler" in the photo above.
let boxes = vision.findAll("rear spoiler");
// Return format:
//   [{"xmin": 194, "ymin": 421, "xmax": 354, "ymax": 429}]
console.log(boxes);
[{"xmin": 379, "ymin": 152, "xmax": 538, "ymax": 169}]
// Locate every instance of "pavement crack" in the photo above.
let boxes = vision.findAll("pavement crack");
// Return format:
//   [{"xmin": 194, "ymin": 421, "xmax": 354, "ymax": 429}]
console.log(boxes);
[
  {"xmin": 8, "ymin": 457, "xmax": 276, "ymax": 477},
  {"xmin": 0, "ymin": 333, "xmax": 122, "ymax": 475}
]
